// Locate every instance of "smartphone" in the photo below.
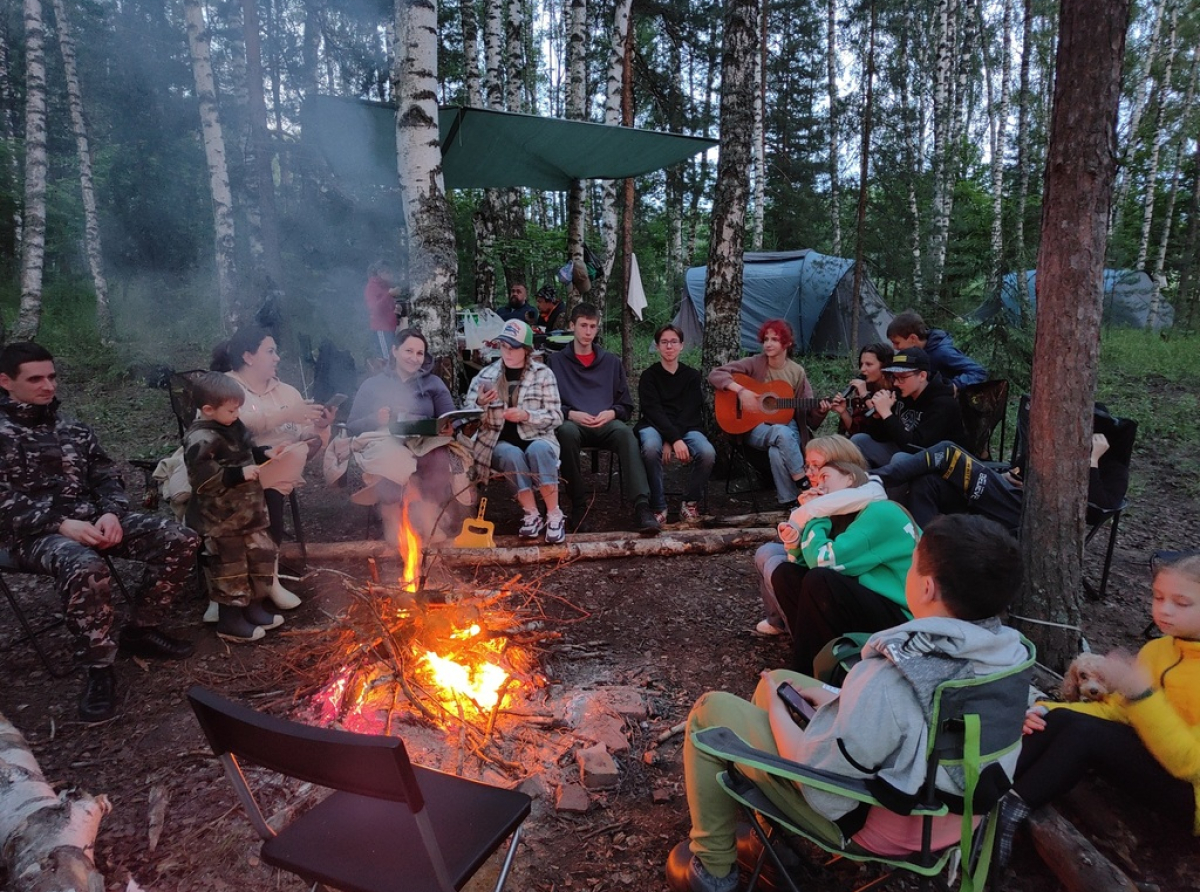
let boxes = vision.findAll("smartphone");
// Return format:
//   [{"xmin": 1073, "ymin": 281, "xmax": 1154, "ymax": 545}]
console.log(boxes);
[
  {"xmin": 777, "ymin": 682, "xmax": 817, "ymax": 728},
  {"xmin": 324, "ymin": 393, "xmax": 348, "ymax": 410}
]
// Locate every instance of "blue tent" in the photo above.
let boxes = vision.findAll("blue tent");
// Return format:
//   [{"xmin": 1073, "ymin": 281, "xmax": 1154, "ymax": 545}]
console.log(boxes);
[
  {"xmin": 673, "ymin": 250, "xmax": 893, "ymax": 355},
  {"xmin": 973, "ymin": 268, "xmax": 1173, "ymax": 330}
]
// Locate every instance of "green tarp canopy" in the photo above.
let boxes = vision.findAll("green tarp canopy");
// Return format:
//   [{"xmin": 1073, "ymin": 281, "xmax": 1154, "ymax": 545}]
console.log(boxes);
[{"xmin": 304, "ymin": 96, "xmax": 716, "ymax": 191}]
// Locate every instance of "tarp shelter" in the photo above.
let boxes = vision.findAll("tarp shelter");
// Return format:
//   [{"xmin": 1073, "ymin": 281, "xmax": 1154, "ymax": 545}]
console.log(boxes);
[
  {"xmin": 972, "ymin": 269, "xmax": 1174, "ymax": 330},
  {"xmin": 303, "ymin": 96, "xmax": 717, "ymax": 191},
  {"xmin": 673, "ymin": 250, "xmax": 894, "ymax": 355}
]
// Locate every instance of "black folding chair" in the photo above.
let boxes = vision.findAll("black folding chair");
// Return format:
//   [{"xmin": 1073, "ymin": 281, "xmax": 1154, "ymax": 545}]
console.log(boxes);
[
  {"xmin": 0, "ymin": 549, "xmax": 136, "ymax": 677},
  {"xmin": 187, "ymin": 686, "xmax": 531, "ymax": 892}
]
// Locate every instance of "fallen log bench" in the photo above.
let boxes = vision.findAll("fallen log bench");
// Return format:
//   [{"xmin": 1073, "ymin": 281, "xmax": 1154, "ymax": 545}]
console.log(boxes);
[{"xmin": 280, "ymin": 526, "xmax": 777, "ymax": 566}]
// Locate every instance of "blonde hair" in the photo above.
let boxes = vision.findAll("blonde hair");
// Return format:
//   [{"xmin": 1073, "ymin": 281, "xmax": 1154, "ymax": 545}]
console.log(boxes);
[
  {"xmin": 1155, "ymin": 554, "xmax": 1200, "ymax": 587},
  {"xmin": 805, "ymin": 435, "xmax": 867, "ymax": 469}
]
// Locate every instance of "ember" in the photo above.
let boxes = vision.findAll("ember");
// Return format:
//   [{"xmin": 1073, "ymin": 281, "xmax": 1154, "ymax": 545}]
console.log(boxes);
[{"xmin": 422, "ymin": 650, "xmax": 508, "ymax": 709}]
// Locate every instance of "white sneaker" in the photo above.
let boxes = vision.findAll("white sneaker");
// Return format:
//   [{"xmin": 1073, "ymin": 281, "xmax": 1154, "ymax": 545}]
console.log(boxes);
[
  {"xmin": 545, "ymin": 513, "xmax": 566, "ymax": 544},
  {"xmin": 680, "ymin": 501, "xmax": 701, "ymax": 522},
  {"xmin": 518, "ymin": 513, "xmax": 545, "ymax": 538},
  {"xmin": 755, "ymin": 619, "xmax": 786, "ymax": 636},
  {"xmin": 653, "ymin": 510, "xmax": 667, "ymax": 526}
]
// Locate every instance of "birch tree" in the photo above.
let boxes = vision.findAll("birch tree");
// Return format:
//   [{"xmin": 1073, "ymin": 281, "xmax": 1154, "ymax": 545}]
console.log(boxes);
[
  {"xmin": 49, "ymin": 0, "xmax": 111, "ymax": 340},
  {"xmin": 564, "ymin": 0, "xmax": 588, "ymax": 309},
  {"xmin": 927, "ymin": 0, "xmax": 956, "ymax": 301},
  {"xmin": 986, "ymin": 0, "xmax": 1014, "ymax": 300},
  {"xmin": 393, "ymin": 0, "xmax": 459, "ymax": 386},
  {"xmin": 1018, "ymin": 0, "xmax": 1131, "ymax": 670},
  {"xmin": 1111, "ymin": 0, "xmax": 1168, "ymax": 230},
  {"xmin": 593, "ymin": 0, "xmax": 634, "ymax": 317},
  {"xmin": 701, "ymin": 0, "xmax": 759, "ymax": 376},
  {"xmin": 749, "ymin": 4, "xmax": 766, "ymax": 252},
  {"xmin": 826, "ymin": 0, "xmax": 841, "ymax": 255},
  {"xmin": 183, "ymin": 0, "xmax": 242, "ymax": 327},
  {"xmin": 850, "ymin": 0, "xmax": 876, "ymax": 360},
  {"xmin": 1013, "ymin": 0, "xmax": 1034, "ymax": 275},
  {"xmin": 1136, "ymin": 2, "xmax": 1178, "ymax": 271},
  {"xmin": 13, "ymin": 0, "xmax": 47, "ymax": 341}
]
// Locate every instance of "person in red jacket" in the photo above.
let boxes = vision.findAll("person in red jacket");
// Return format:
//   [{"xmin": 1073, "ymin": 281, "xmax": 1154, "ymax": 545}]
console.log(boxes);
[{"xmin": 364, "ymin": 261, "xmax": 401, "ymax": 359}]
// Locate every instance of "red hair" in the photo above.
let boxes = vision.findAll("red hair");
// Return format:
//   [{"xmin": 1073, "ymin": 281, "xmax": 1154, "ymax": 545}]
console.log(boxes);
[{"xmin": 757, "ymin": 319, "xmax": 795, "ymax": 351}]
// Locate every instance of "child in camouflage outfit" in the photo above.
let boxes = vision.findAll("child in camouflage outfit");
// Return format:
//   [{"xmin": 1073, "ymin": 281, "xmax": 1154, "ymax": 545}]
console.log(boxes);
[{"xmin": 183, "ymin": 372, "xmax": 283, "ymax": 643}]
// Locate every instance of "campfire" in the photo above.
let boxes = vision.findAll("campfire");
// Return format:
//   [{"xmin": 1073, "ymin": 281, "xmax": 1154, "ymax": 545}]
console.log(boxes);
[{"xmin": 304, "ymin": 501, "xmax": 572, "ymax": 772}]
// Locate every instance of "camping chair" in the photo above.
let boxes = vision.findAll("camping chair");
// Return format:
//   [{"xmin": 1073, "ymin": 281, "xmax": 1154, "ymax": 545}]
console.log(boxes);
[
  {"xmin": 168, "ymin": 369, "xmax": 308, "ymax": 571},
  {"xmin": 0, "ymin": 550, "xmax": 136, "ymax": 677},
  {"xmin": 187, "ymin": 686, "xmax": 532, "ymax": 892},
  {"xmin": 1010, "ymin": 396, "xmax": 1136, "ymax": 601},
  {"xmin": 957, "ymin": 380, "xmax": 1008, "ymax": 460},
  {"xmin": 724, "ymin": 436, "xmax": 772, "ymax": 512},
  {"xmin": 691, "ymin": 638, "xmax": 1035, "ymax": 892}
]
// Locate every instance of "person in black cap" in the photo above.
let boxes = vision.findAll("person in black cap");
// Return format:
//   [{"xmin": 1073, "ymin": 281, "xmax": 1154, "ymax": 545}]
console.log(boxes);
[
  {"xmin": 535, "ymin": 285, "xmax": 566, "ymax": 332},
  {"xmin": 850, "ymin": 347, "xmax": 966, "ymax": 468}
]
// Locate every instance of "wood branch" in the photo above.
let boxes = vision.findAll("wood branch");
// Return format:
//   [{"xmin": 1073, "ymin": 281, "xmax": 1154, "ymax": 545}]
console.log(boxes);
[
  {"xmin": 281, "ymin": 527, "xmax": 777, "ymax": 566},
  {"xmin": 1028, "ymin": 806, "xmax": 1138, "ymax": 892},
  {"xmin": 0, "ymin": 711, "xmax": 109, "ymax": 892}
]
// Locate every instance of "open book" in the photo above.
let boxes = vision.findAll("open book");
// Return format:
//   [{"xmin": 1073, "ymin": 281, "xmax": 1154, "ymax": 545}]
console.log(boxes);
[{"xmin": 389, "ymin": 409, "xmax": 483, "ymax": 438}]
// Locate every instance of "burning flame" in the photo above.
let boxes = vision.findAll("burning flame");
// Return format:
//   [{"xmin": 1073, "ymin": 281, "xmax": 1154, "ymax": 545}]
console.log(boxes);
[
  {"xmin": 422, "ymin": 650, "xmax": 509, "ymax": 709},
  {"xmin": 398, "ymin": 500, "xmax": 421, "ymax": 592}
]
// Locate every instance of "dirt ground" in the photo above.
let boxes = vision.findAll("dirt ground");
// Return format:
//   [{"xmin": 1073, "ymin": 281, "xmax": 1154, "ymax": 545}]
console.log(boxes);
[{"xmin": 2, "ymin": 396, "xmax": 1198, "ymax": 892}]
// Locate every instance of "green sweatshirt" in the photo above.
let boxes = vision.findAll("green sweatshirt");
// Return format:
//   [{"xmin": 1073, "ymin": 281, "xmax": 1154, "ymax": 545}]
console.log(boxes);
[{"xmin": 786, "ymin": 501, "xmax": 921, "ymax": 608}]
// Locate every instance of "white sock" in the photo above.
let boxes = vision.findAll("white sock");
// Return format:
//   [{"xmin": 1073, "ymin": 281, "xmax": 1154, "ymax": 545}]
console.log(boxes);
[{"xmin": 547, "ymin": 508, "xmax": 564, "ymax": 522}]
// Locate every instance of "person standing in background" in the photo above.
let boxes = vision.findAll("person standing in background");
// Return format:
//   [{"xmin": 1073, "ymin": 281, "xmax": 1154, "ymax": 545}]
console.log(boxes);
[{"xmin": 364, "ymin": 261, "xmax": 401, "ymax": 359}]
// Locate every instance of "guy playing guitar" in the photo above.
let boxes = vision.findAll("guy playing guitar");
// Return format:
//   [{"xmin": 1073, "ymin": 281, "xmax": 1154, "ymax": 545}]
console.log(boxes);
[{"xmin": 707, "ymin": 319, "xmax": 828, "ymax": 506}]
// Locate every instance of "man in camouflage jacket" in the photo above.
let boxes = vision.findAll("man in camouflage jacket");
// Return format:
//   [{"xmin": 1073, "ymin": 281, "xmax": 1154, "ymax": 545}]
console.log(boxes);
[{"xmin": 0, "ymin": 342, "xmax": 200, "ymax": 722}]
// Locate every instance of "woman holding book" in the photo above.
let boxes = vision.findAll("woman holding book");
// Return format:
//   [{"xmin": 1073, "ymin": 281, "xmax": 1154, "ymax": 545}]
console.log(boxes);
[
  {"xmin": 345, "ymin": 328, "xmax": 458, "ymax": 543},
  {"xmin": 466, "ymin": 319, "xmax": 566, "ymax": 543}
]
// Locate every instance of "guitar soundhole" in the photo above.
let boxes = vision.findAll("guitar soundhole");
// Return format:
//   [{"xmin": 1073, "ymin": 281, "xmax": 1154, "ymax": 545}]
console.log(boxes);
[{"xmin": 761, "ymin": 396, "xmax": 777, "ymax": 412}]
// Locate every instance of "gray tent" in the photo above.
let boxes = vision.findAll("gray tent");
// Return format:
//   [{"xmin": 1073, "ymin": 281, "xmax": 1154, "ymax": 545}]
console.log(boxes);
[
  {"xmin": 673, "ymin": 250, "xmax": 893, "ymax": 355},
  {"xmin": 972, "ymin": 268, "xmax": 1174, "ymax": 330}
]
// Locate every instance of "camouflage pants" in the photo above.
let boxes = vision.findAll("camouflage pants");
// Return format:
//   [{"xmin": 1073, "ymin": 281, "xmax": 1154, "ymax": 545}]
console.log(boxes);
[
  {"xmin": 199, "ymin": 529, "xmax": 277, "ymax": 607},
  {"xmin": 12, "ymin": 513, "xmax": 200, "ymax": 668}
]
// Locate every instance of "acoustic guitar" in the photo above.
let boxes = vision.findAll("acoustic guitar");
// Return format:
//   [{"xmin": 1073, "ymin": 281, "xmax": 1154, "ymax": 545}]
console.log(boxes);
[{"xmin": 714, "ymin": 374, "xmax": 826, "ymax": 434}]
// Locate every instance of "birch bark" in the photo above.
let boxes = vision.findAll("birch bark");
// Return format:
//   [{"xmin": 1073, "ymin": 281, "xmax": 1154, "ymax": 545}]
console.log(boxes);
[
  {"xmin": 564, "ymin": 0, "xmax": 588, "ymax": 310},
  {"xmin": 826, "ymin": 0, "xmax": 840, "ymax": 255},
  {"xmin": 183, "ymin": 0, "xmax": 242, "ymax": 328},
  {"xmin": 1014, "ymin": 0, "xmax": 1033, "ymax": 277},
  {"xmin": 593, "ymin": 0, "xmax": 633, "ymax": 318},
  {"xmin": 1112, "ymin": 0, "xmax": 1167, "ymax": 229},
  {"xmin": 13, "ymin": 0, "xmax": 47, "ymax": 341},
  {"xmin": 987, "ymin": 0, "xmax": 1014, "ymax": 300},
  {"xmin": 1136, "ymin": 2, "xmax": 1178, "ymax": 271},
  {"xmin": 393, "ymin": 0, "xmax": 460, "ymax": 390}
]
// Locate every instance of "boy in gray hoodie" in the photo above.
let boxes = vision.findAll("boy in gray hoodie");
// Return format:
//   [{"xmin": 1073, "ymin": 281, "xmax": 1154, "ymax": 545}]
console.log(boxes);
[{"xmin": 669, "ymin": 514, "xmax": 1028, "ymax": 892}]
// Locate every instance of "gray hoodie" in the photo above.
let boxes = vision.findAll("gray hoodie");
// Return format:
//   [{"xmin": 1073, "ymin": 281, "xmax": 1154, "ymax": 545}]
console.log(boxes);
[{"xmin": 796, "ymin": 616, "xmax": 1027, "ymax": 820}]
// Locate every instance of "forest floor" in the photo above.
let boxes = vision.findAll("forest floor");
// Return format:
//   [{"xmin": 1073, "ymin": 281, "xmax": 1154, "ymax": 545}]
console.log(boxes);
[{"xmin": 2, "ymin": 361, "xmax": 1199, "ymax": 892}]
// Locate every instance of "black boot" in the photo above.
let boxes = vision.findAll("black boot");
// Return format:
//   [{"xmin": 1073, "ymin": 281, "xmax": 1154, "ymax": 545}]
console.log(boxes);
[
  {"xmin": 634, "ymin": 502, "xmax": 662, "ymax": 535},
  {"xmin": 119, "ymin": 625, "xmax": 196, "ymax": 660},
  {"xmin": 243, "ymin": 599, "xmax": 284, "ymax": 630},
  {"xmin": 79, "ymin": 666, "xmax": 118, "ymax": 723},
  {"xmin": 215, "ymin": 604, "xmax": 265, "ymax": 643}
]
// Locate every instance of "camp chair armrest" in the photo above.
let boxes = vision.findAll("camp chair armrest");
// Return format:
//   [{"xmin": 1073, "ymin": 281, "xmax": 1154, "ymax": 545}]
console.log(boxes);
[{"xmin": 693, "ymin": 726, "xmax": 948, "ymax": 814}]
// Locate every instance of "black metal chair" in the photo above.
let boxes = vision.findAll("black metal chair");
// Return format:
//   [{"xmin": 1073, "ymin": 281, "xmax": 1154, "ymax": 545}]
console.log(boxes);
[
  {"xmin": 957, "ymin": 379, "xmax": 1009, "ymax": 461},
  {"xmin": 0, "ymin": 549, "xmax": 135, "ymax": 677},
  {"xmin": 187, "ymin": 686, "xmax": 531, "ymax": 892}
]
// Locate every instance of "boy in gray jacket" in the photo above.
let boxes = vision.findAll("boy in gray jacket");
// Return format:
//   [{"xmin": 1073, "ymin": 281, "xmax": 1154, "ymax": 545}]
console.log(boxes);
[{"xmin": 669, "ymin": 514, "xmax": 1027, "ymax": 892}]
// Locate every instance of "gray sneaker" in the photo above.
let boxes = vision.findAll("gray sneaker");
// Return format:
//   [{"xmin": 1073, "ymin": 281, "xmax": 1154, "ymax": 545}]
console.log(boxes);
[
  {"xmin": 518, "ymin": 513, "xmax": 544, "ymax": 538},
  {"xmin": 545, "ymin": 513, "xmax": 566, "ymax": 544}
]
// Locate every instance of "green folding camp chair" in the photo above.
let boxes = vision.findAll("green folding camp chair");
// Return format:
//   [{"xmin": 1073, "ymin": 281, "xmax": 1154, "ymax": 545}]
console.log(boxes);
[{"xmin": 691, "ymin": 637, "xmax": 1035, "ymax": 892}]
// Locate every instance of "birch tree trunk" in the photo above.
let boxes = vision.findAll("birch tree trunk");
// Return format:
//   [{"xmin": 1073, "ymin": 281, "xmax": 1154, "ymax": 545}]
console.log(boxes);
[
  {"xmin": 1177, "ymin": 138, "xmax": 1200, "ymax": 330},
  {"xmin": 928, "ymin": 0, "xmax": 956, "ymax": 302},
  {"xmin": 13, "ymin": 0, "xmax": 48, "ymax": 341},
  {"xmin": 183, "ymin": 0, "xmax": 242, "ymax": 328},
  {"xmin": 564, "ymin": 0, "xmax": 588, "ymax": 312},
  {"xmin": 1018, "ymin": 0, "xmax": 1131, "ymax": 671},
  {"xmin": 461, "ymin": 0, "xmax": 482, "ymax": 106},
  {"xmin": 1136, "ymin": 3, "xmax": 1177, "ymax": 271},
  {"xmin": 1149, "ymin": 51, "xmax": 1197, "ymax": 327},
  {"xmin": 701, "ymin": 0, "xmax": 758, "ymax": 378},
  {"xmin": 826, "ymin": 0, "xmax": 841, "ymax": 255},
  {"xmin": 899, "ymin": 19, "xmax": 923, "ymax": 302},
  {"xmin": 473, "ymin": 0, "xmax": 505, "ymax": 308},
  {"xmin": 50, "ymin": 0, "xmax": 111, "ymax": 341},
  {"xmin": 749, "ymin": 2, "xmax": 766, "ymax": 252},
  {"xmin": 1111, "ymin": 0, "xmax": 1167, "ymax": 232},
  {"xmin": 850, "ymin": 0, "xmax": 876, "ymax": 360},
  {"xmin": 987, "ymin": 0, "xmax": 1014, "ymax": 300},
  {"xmin": 0, "ymin": 711, "xmax": 109, "ymax": 892},
  {"xmin": 393, "ymin": 0, "xmax": 460, "ymax": 391},
  {"xmin": 1014, "ymin": 0, "xmax": 1033, "ymax": 276},
  {"xmin": 593, "ymin": 0, "xmax": 634, "ymax": 318}
]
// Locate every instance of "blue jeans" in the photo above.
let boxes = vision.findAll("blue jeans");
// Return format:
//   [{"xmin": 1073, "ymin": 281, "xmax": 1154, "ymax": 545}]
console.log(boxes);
[
  {"xmin": 754, "ymin": 542, "xmax": 790, "ymax": 629},
  {"xmin": 850, "ymin": 433, "xmax": 902, "ymax": 469},
  {"xmin": 745, "ymin": 421, "xmax": 805, "ymax": 504},
  {"xmin": 637, "ymin": 427, "xmax": 716, "ymax": 511},
  {"xmin": 490, "ymin": 439, "xmax": 559, "ymax": 495}
]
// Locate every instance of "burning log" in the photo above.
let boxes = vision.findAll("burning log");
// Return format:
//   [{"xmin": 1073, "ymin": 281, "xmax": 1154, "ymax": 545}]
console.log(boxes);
[
  {"xmin": 0, "ymin": 711, "xmax": 109, "ymax": 892},
  {"xmin": 280, "ymin": 526, "xmax": 776, "ymax": 566}
]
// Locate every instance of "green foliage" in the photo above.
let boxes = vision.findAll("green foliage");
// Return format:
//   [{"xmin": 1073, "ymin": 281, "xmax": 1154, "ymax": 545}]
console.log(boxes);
[
  {"xmin": 1098, "ymin": 329, "xmax": 1200, "ymax": 449},
  {"xmin": 958, "ymin": 316, "xmax": 1034, "ymax": 393}
]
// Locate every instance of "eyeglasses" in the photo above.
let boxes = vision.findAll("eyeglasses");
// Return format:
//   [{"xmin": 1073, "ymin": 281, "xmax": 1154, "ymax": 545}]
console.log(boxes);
[
  {"xmin": 657, "ymin": 339, "xmax": 682, "ymax": 347},
  {"xmin": 803, "ymin": 463, "xmax": 825, "ymax": 474},
  {"xmin": 892, "ymin": 371, "xmax": 917, "ymax": 379}
]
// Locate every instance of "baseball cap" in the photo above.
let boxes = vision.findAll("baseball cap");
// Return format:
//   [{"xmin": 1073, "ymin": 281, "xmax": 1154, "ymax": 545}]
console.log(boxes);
[
  {"xmin": 496, "ymin": 319, "xmax": 534, "ymax": 349},
  {"xmin": 883, "ymin": 347, "xmax": 931, "ymax": 373}
]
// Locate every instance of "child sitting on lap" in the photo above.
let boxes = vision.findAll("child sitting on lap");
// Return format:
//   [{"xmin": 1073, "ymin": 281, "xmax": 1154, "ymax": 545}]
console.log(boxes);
[
  {"xmin": 668, "ymin": 514, "xmax": 1028, "ymax": 892},
  {"xmin": 183, "ymin": 372, "xmax": 283, "ymax": 644}
]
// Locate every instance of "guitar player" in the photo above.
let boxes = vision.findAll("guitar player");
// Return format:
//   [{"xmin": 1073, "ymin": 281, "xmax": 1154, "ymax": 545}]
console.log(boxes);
[{"xmin": 708, "ymin": 319, "xmax": 828, "ymax": 508}]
